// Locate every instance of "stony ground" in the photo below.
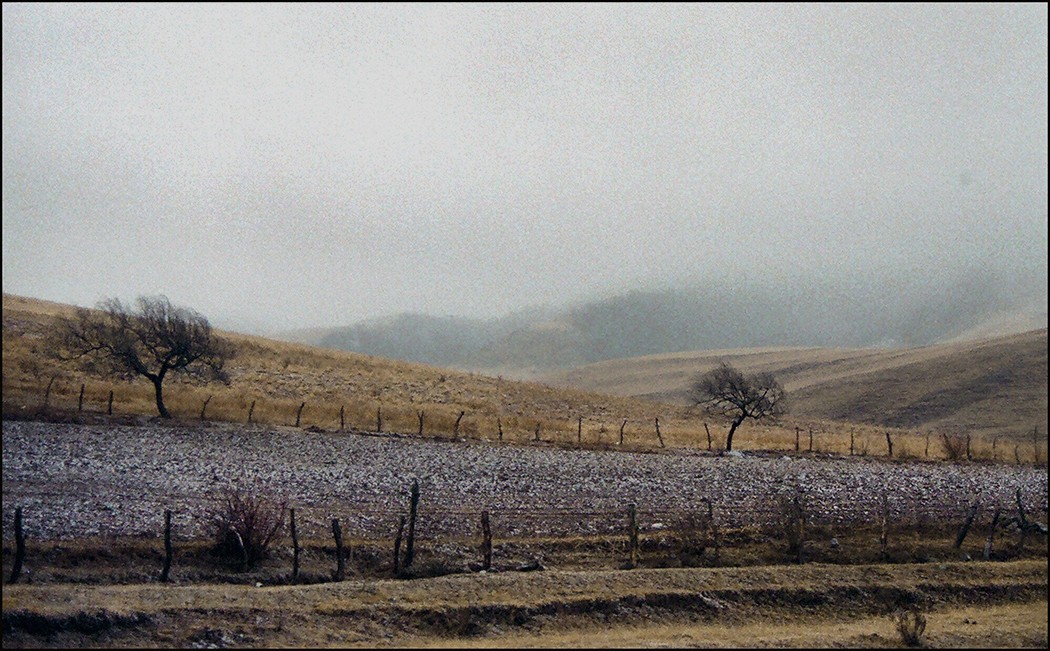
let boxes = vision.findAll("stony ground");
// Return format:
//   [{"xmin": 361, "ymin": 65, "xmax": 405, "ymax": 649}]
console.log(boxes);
[{"xmin": 3, "ymin": 420, "xmax": 1047, "ymax": 544}]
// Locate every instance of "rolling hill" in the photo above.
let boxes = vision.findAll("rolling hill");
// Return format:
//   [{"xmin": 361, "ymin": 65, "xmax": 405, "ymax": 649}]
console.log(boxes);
[{"xmin": 540, "ymin": 328, "xmax": 1049, "ymax": 440}]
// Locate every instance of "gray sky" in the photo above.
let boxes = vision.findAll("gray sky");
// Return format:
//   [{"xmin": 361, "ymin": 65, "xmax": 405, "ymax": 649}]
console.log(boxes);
[{"xmin": 3, "ymin": 3, "xmax": 1047, "ymax": 333}]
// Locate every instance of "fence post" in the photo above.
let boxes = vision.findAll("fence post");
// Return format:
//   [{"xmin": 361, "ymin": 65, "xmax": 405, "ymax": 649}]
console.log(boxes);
[
  {"xmin": 290, "ymin": 508, "xmax": 300, "ymax": 582},
  {"xmin": 43, "ymin": 376, "xmax": 56, "ymax": 408},
  {"xmin": 1015, "ymin": 488, "xmax": 1029, "ymax": 554},
  {"xmin": 107, "ymin": 390, "xmax": 114, "ymax": 415},
  {"xmin": 534, "ymin": 423, "xmax": 540, "ymax": 442},
  {"xmin": 248, "ymin": 400, "xmax": 256, "ymax": 424},
  {"xmin": 295, "ymin": 402, "xmax": 306, "ymax": 428},
  {"xmin": 339, "ymin": 406, "xmax": 345, "ymax": 432},
  {"xmin": 417, "ymin": 411, "xmax": 425, "ymax": 436},
  {"xmin": 200, "ymin": 396, "xmax": 212, "ymax": 421},
  {"xmin": 619, "ymin": 419, "xmax": 627, "ymax": 446},
  {"xmin": 404, "ymin": 479, "xmax": 420, "ymax": 569},
  {"xmin": 954, "ymin": 501, "xmax": 979, "ymax": 549},
  {"xmin": 983, "ymin": 507, "xmax": 1001, "ymax": 560},
  {"xmin": 78, "ymin": 384, "xmax": 85, "ymax": 412},
  {"xmin": 655, "ymin": 417, "xmax": 665, "ymax": 447},
  {"xmin": 332, "ymin": 518, "xmax": 345, "ymax": 581},
  {"xmin": 160, "ymin": 509, "xmax": 173, "ymax": 582},
  {"xmin": 497, "ymin": 417, "xmax": 503, "ymax": 442},
  {"xmin": 795, "ymin": 427, "xmax": 801, "ymax": 452},
  {"xmin": 627, "ymin": 503, "xmax": 639, "ymax": 569},
  {"xmin": 578, "ymin": 416, "xmax": 583, "ymax": 445},
  {"xmin": 8, "ymin": 506, "xmax": 25, "ymax": 584},
  {"xmin": 879, "ymin": 492, "xmax": 889, "ymax": 559},
  {"xmin": 704, "ymin": 423, "xmax": 712, "ymax": 451},
  {"xmin": 925, "ymin": 432, "xmax": 930, "ymax": 458},
  {"xmin": 885, "ymin": 431, "xmax": 893, "ymax": 458},
  {"xmin": 850, "ymin": 429, "xmax": 855, "ymax": 456},
  {"xmin": 480, "ymin": 510, "xmax": 492, "ymax": 571},
  {"xmin": 454, "ymin": 411, "xmax": 465, "ymax": 437},
  {"xmin": 966, "ymin": 434, "xmax": 972, "ymax": 462},
  {"xmin": 808, "ymin": 428, "xmax": 814, "ymax": 453}
]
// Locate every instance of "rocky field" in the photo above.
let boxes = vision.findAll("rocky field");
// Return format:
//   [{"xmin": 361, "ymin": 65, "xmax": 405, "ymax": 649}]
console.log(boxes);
[{"xmin": 3, "ymin": 420, "xmax": 1047, "ymax": 544}]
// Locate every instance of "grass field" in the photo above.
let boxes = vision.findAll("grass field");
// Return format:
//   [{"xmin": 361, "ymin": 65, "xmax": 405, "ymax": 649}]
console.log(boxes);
[{"xmin": 3, "ymin": 293, "xmax": 1046, "ymax": 464}]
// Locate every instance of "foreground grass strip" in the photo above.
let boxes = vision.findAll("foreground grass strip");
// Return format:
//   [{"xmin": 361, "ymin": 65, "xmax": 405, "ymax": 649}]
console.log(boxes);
[{"xmin": 4, "ymin": 560, "xmax": 1045, "ymax": 618}]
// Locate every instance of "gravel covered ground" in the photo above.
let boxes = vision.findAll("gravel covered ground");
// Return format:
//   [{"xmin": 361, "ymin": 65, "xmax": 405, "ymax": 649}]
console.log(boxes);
[{"xmin": 3, "ymin": 420, "xmax": 1047, "ymax": 543}]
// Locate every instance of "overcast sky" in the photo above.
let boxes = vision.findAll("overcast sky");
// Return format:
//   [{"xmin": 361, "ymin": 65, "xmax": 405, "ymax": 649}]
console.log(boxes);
[{"xmin": 3, "ymin": 3, "xmax": 1047, "ymax": 333}]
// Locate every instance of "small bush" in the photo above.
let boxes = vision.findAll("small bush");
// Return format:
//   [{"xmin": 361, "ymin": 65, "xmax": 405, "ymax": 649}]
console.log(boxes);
[
  {"xmin": 210, "ymin": 485, "xmax": 288, "ymax": 568},
  {"xmin": 941, "ymin": 432, "xmax": 968, "ymax": 461},
  {"xmin": 894, "ymin": 608, "xmax": 927, "ymax": 647}
]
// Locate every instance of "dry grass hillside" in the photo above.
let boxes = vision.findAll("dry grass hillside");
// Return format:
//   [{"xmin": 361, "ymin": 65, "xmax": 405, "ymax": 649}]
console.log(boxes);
[
  {"xmin": 2, "ymin": 293, "xmax": 1045, "ymax": 462},
  {"xmin": 541, "ymin": 330, "xmax": 1049, "ymax": 443}
]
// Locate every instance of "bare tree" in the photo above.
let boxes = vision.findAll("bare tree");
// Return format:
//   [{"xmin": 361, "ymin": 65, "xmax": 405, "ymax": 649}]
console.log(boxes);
[
  {"xmin": 690, "ymin": 362, "xmax": 784, "ymax": 452},
  {"xmin": 52, "ymin": 295, "xmax": 233, "ymax": 418}
]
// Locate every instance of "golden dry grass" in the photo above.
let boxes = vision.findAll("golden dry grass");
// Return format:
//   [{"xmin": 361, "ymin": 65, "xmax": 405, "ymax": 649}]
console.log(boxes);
[
  {"xmin": 3, "ymin": 293, "xmax": 1045, "ymax": 464},
  {"xmin": 2, "ymin": 561, "xmax": 1046, "ymax": 648}
]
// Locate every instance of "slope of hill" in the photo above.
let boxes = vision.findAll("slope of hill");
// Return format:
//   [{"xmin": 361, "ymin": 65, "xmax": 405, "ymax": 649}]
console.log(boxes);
[
  {"xmin": 274, "ymin": 270, "xmax": 1047, "ymax": 373},
  {"xmin": 541, "ymin": 329, "xmax": 1049, "ymax": 440}
]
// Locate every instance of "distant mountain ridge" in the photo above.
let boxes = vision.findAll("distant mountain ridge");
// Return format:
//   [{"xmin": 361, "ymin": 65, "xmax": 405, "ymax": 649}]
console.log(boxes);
[{"xmin": 278, "ymin": 268, "xmax": 1047, "ymax": 372}]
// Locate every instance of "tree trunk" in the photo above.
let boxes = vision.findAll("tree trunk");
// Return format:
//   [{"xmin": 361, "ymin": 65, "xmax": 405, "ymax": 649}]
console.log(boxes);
[
  {"xmin": 152, "ymin": 377, "xmax": 171, "ymax": 419},
  {"xmin": 725, "ymin": 417, "xmax": 744, "ymax": 452}
]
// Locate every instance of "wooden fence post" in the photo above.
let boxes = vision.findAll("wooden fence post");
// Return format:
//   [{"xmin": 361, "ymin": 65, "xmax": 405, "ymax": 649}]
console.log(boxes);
[
  {"xmin": 160, "ymin": 509, "xmax": 173, "ymax": 582},
  {"xmin": 983, "ymin": 507, "xmax": 1001, "ymax": 560},
  {"xmin": 417, "ymin": 411, "xmax": 425, "ymax": 436},
  {"xmin": 332, "ymin": 518, "xmax": 345, "ymax": 581},
  {"xmin": 578, "ymin": 416, "xmax": 582, "ymax": 444},
  {"xmin": 8, "ymin": 506, "xmax": 25, "ymax": 584},
  {"xmin": 619, "ymin": 419, "xmax": 627, "ymax": 446},
  {"xmin": 200, "ymin": 396, "xmax": 212, "ymax": 421},
  {"xmin": 1015, "ymin": 488, "xmax": 1029, "ymax": 554},
  {"xmin": 404, "ymin": 479, "xmax": 420, "ymax": 569},
  {"xmin": 107, "ymin": 390, "xmax": 114, "ymax": 415},
  {"xmin": 808, "ymin": 429, "xmax": 814, "ymax": 453},
  {"xmin": 480, "ymin": 510, "xmax": 492, "ymax": 571},
  {"xmin": 43, "ymin": 376, "xmax": 56, "ymax": 408},
  {"xmin": 295, "ymin": 402, "xmax": 305, "ymax": 428},
  {"xmin": 925, "ymin": 432, "xmax": 930, "ymax": 458},
  {"xmin": 655, "ymin": 417, "xmax": 664, "ymax": 447},
  {"xmin": 290, "ymin": 508, "xmax": 300, "ymax": 582},
  {"xmin": 966, "ymin": 434, "xmax": 972, "ymax": 462},
  {"xmin": 885, "ymin": 431, "xmax": 893, "ymax": 458},
  {"xmin": 248, "ymin": 400, "xmax": 256, "ymax": 424},
  {"xmin": 954, "ymin": 501, "xmax": 979, "ymax": 549},
  {"xmin": 1034, "ymin": 426, "xmax": 1042, "ymax": 465},
  {"xmin": 339, "ymin": 406, "xmax": 345, "ymax": 432},
  {"xmin": 627, "ymin": 503, "xmax": 639, "ymax": 569},
  {"xmin": 850, "ymin": 429, "xmax": 856, "ymax": 456},
  {"xmin": 879, "ymin": 492, "xmax": 889, "ymax": 559},
  {"xmin": 704, "ymin": 423, "xmax": 712, "ymax": 451},
  {"xmin": 795, "ymin": 427, "xmax": 801, "ymax": 452},
  {"xmin": 78, "ymin": 384, "xmax": 85, "ymax": 412},
  {"xmin": 454, "ymin": 411, "xmax": 465, "ymax": 437},
  {"xmin": 534, "ymin": 423, "xmax": 540, "ymax": 442},
  {"xmin": 497, "ymin": 417, "xmax": 503, "ymax": 442}
]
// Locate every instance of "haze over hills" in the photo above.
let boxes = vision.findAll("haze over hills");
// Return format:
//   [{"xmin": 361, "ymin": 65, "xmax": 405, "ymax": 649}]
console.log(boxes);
[
  {"xmin": 279, "ymin": 267, "xmax": 1047, "ymax": 375},
  {"xmin": 541, "ymin": 328, "xmax": 1048, "ymax": 440}
]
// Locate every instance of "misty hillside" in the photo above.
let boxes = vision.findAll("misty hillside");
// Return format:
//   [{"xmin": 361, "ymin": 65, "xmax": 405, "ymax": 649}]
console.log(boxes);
[
  {"xmin": 541, "ymin": 328, "xmax": 1049, "ymax": 438},
  {"xmin": 281, "ymin": 268, "xmax": 1047, "ymax": 372}
]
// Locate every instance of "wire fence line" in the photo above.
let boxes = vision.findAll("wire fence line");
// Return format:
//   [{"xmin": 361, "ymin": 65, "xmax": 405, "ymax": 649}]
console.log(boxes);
[{"xmin": 3, "ymin": 485, "xmax": 1041, "ymax": 544}]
